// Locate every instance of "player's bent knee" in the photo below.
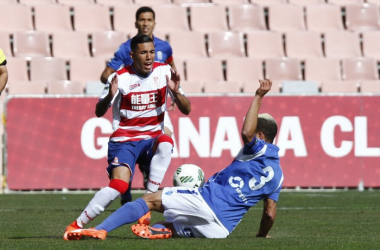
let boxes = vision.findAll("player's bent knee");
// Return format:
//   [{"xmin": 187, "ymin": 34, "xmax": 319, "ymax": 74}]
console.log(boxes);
[{"xmin": 109, "ymin": 179, "xmax": 129, "ymax": 194}]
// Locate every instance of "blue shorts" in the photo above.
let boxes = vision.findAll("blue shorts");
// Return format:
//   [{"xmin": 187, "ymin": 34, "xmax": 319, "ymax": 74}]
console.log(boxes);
[{"xmin": 106, "ymin": 138, "xmax": 156, "ymax": 181}]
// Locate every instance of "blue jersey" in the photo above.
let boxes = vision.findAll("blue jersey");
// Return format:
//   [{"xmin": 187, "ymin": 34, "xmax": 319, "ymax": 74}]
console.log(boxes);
[
  {"xmin": 199, "ymin": 138, "xmax": 284, "ymax": 233},
  {"xmin": 107, "ymin": 35, "xmax": 173, "ymax": 71}
]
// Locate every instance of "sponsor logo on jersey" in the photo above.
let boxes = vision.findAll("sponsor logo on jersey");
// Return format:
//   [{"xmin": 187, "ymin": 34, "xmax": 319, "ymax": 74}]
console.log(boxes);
[
  {"xmin": 130, "ymin": 93, "xmax": 158, "ymax": 111},
  {"xmin": 129, "ymin": 83, "xmax": 141, "ymax": 90},
  {"xmin": 229, "ymin": 176, "xmax": 248, "ymax": 204},
  {"xmin": 165, "ymin": 190, "xmax": 173, "ymax": 196},
  {"xmin": 157, "ymin": 51, "xmax": 163, "ymax": 60}
]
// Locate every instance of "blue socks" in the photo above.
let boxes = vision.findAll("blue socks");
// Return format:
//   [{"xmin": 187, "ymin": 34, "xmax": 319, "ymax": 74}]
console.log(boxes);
[{"xmin": 95, "ymin": 198, "xmax": 149, "ymax": 232}]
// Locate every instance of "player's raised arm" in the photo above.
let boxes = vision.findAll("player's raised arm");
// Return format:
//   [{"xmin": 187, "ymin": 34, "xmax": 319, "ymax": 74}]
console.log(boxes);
[
  {"xmin": 166, "ymin": 70, "xmax": 191, "ymax": 115},
  {"xmin": 241, "ymin": 79, "xmax": 272, "ymax": 145},
  {"xmin": 95, "ymin": 74, "xmax": 119, "ymax": 117}
]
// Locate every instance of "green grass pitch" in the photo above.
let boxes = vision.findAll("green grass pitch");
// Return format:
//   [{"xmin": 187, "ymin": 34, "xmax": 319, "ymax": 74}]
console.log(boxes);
[{"xmin": 0, "ymin": 191, "xmax": 379, "ymax": 250}]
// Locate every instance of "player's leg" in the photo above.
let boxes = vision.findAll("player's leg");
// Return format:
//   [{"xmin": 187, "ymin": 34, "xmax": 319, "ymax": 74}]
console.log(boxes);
[{"xmin": 163, "ymin": 111, "xmax": 174, "ymax": 137}]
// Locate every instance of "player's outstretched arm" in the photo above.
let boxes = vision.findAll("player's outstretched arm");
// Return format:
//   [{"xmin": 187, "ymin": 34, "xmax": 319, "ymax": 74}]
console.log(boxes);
[
  {"xmin": 241, "ymin": 79, "xmax": 272, "ymax": 145},
  {"xmin": 256, "ymin": 198, "xmax": 277, "ymax": 238},
  {"xmin": 95, "ymin": 74, "xmax": 119, "ymax": 117},
  {"xmin": 166, "ymin": 72, "xmax": 191, "ymax": 115}
]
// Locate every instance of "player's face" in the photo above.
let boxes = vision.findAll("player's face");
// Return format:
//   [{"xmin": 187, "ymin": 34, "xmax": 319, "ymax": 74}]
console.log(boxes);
[
  {"xmin": 131, "ymin": 42, "xmax": 155, "ymax": 76},
  {"xmin": 135, "ymin": 12, "xmax": 156, "ymax": 38}
]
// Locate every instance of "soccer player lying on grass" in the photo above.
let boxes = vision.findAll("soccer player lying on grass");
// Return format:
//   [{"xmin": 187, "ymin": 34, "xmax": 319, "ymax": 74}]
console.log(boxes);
[{"xmin": 67, "ymin": 79, "xmax": 284, "ymax": 240}]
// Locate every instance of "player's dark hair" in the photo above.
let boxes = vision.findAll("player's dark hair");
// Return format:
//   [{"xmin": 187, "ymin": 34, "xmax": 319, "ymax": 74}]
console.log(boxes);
[
  {"xmin": 135, "ymin": 6, "xmax": 155, "ymax": 21},
  {"xmin": 256, "ymin": 114, "xmax": 278, "ymax": 144},
  {"xmin": 130, "ymin": 34, "xmax": 154, "ymax": 52}
]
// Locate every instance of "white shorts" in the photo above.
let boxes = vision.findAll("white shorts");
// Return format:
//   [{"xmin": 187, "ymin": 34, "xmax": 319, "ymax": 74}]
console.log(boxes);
[
  {"xmin": 161, "ymin": 187, "xmax": 229, "ymax": 238},
  {"xmin": 164, "ymin": 112, "xmax": 173, "ymax": 134}
]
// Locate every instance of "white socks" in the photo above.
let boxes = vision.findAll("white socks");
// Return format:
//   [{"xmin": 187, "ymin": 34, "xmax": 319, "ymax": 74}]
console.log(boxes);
[
  {"xmin": 146, "ymin": 141, "xmax": 172, "ymax": 193},
  {"xmin": 76, "ymin": 186, "xmax": 120, "ymax": 227}
]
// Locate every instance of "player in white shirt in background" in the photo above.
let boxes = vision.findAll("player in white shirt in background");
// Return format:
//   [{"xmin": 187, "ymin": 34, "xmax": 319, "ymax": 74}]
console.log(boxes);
[
  {"xmin": 63, "ymin": 34, "xmax": 191, "ymax": 240},
  {"xmin": 66, "ymin": 79, "xmax": 284, "ymax": 240}
]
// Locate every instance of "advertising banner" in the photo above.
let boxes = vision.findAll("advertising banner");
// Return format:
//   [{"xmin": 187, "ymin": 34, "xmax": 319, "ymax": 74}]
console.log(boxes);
[{"xmin": 5, "ymin": 95, "xmax": 380, "ymax": 190}]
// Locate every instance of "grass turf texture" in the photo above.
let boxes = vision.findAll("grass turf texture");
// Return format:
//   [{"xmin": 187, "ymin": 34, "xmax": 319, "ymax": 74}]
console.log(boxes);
[{"xmin": 0, "ymin": 191, "xmax": 379, "ymax": 250}]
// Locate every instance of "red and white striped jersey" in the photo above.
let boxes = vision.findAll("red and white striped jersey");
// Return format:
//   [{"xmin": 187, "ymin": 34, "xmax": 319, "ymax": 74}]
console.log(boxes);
[{"xmin": 101, "ymin": 63, "xmax": 172, "ymax": 142}]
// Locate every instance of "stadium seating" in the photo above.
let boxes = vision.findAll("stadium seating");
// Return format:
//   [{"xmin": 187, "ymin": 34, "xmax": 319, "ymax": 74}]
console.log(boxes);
[
  {"xmin": 321, "ymin": 80, "xmax": 359, "ymax": 93},
  {"xmin": 360, "ymin": 81, "xmax": 380, "ymax": 93},
  {"xmin": 0, "ymin": 4, "xmax": 33, "ymax": 32},
  {"xmin": 69, "ymin": 57, "xmax": 107, "ymax": 82},
  {"xmin": 174, "ymin": 58, "xmax": 185, "ymax": 78},
  {"xmin": 91, "ymin": 31, "xmax": 127, "ymax": 59},
  {"xmin": 7, "ymin": 81, "xmax": 47, "ymax": 95},
  {"xmin": 52, "ymin": 31, "xmax": 91, "ymax": 59},
  {"xmin": 5, "ymin": 57, "xmax": 29, "ymax": 82},
  {"xmin": 362, "ymin": 31, "xmax": 380, "ymax": 59},
  {"xmin": 34, "ymin": 5, "xmax": 73, "ymax": 33},
  {"xmin": 96, "ymin": 0, "xmax": 134, "ymax": 5},
  {"xmin": 246, "ymin": 31, "xmax": 285, "ymax": 59},
  {"xmin": 304, "ymin": 58, "xmax": 342, "ymax": 83},
  {"xmin": 212, "ymin": 0, "xmax": 249, "ymax": 4},
  {"xmin": 0, "ymin": 0, "xmax": 18, "ymax": 3},
  {"xmin": 134, "ymin": 0, "xmax": 171, "ymax": 4},
  {"xmin": 345, "ymin": 3, "xmax": 380, "ymax": 31},
  {"xmin": 285, "ymin": 31, "xmax": 323, "ymax": 59},
  {"xmin": 324, "ymin": 31, "xmax": 362, "ymax": 58},
  {"xmin": 226, "ymin": 58, "xmax": 264, "ymax": 84},
  {"xmin": 19, "ymin": 0, "xmax": 57, "ymax": 4},
  {"xmin": 190, "ymin": 5, "xmax": 229, "ymax": 33},
  {"xmin": 73, "ymin": 5, "xmax": 112, "ymax": 33},
  {"xmin": 341, "ymin": 57, "xmax": 379, "ymax": 81},
  {"xmin": 305, "ymin": 4, "xmax": 344, "ymax": 32},
  {"xmin": 168, "ymin": 31, "xmax": 207, "ymax": 59},
  {"xmin": 0, "ymin": 32, "xmax": 12, "ymax": 57},
  {"xmin": 251, "ymin": 0, "xmax": 287, "ymax": 6},
  {"xmin": 366, "ymin": 0, "xmax": 380, "ymax": 3},
  {"xmin": 180, "ymin": 81, "xmax": 204, "ymax": 94},
  {"xmin": 228, "ymin": 4, "xmax": 267, "ymax": 32},
  {"xmin": 154, "ymin": 5, "xmax": 190, "ymax": 33},
  {"xmin": 47, "ymin": 80, "xmax": 84, "ymax": 94},
  {"xmin": 85, "ymin": 81, "xmax": 105, "ymax": 95},
  {"xmin": 204, "ymin": 81, "xmax": 242, "ymax": 94},
  {"xmin": 30, "ymin": 57, "xmax": 68, "ymax": 81},
  {"xmin": 113, "ymin": 4, "xmax": 141, "ymax": 35},
  {"xmin": 243, "ymin": 81, "xmax": 280, "ymax": 93},
  {"xmin": 58, "ymin": 0, "xmax": 95, "ymax": 5},
  {"xmin": 268, "ymin": 4, "xmax": 306, "ymax": 32},
  {"xmin": 185, "ymin": 58, "xmax": 224, "ymax": 82},
  {"xmin": 327, "ymin": 0, "xmax": 364, "ymax": 4},
  {"xmin": 289, "ymin": 0, "xmax": 325, "ymax": 4},
  {"xmin": 13, "ymin": 31, "xmax": 51, "ymax": 58},
  {"xmin": 265, "ymin": 57, "xmax": 302, "ymax": 81},
  {"xmin": 282, "ymin": 81, "xmax": 320, "ymax": 93},
  {"xmin": 207, "ymin": 31, "xmax": 245, "ymax": 59},
  {"xmin": 173, "ymin": 0, "xmax": 210, "ymax": 3}
]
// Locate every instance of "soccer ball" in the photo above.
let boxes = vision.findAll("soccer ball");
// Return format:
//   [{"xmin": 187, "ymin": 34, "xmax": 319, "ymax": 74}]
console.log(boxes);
[{"xmin": 173, "ymin": 164, "xmax": 205, "ymax": 188}]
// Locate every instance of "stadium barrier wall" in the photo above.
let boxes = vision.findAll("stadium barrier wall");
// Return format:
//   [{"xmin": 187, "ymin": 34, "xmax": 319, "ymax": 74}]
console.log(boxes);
[{"xmin": 3, "ymin": 94, "xmax": 380, "ymax": 191}]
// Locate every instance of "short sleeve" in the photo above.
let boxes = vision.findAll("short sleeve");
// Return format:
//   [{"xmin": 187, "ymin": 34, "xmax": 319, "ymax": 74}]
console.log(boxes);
[
  {"xmin": 0, "ymin": 49, "xmax": 6, "ymax": 65},
  {"xmin": 107, "ymin": 43, "xmax": 132, "ymax": 71}
]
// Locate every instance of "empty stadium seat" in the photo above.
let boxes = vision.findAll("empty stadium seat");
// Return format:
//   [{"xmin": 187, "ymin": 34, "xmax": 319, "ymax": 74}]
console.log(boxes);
[
  {"xmin": 91, "ymin": 31, "xmax": 127, "ymax": 59},
  {"xmin": 173, "ymin": 58, "xmax": 185, "ymax": 78},
  {"xmin": 304, "ymin": 58, "xmax": 342, "ymax": 82},
  {"xmin": 0, "ymin": 5, "xmax": 33, "ymax": 32},
  {"xmin": 179, "ymin": 81, "xmax": 204, "ymax": 94},
  {"xmin": 345, "ymin": 3, "xmax": 380, "ymax": 31},
  {"xmin": 173, "ymin": 0, "xmax": 210, "ymax": 3},
  {"xmin": 113, "ymin": 4, "xmax": 141, "ymax": 34},
  {"xmin": 73, "ymin": 5, "xmax": 112, "ymax": 32},
  {"xmin": 204, "ymin": 81, "xmax": 242, "ymax": 94},
  {"xmin": 341, "ymin": 57, "xmax": 379, "ymax": 81},
  {"xmin": 96, "ymin": 0, "xmax": 133, "ymax": 5},
  {"xmin": 268, "ymin": 4, "xmax": 306, "ymax": 32},
  {"xmin": 154, "ymin": 5, "xmax": 190, "ymax": 33},
  {"xmin": 321, "ymin": 80, "xmax": 358, "ymax": 93},
  {"xmin": 362, "ymin": 31, "xmax": 380, "ymax": 59},
  {"xmin": 169, "ymin": 31, "xmax": 207, "ymax": 59},
  {"xmin": 30, "ymin": 57, "xmax": 68, "ymax": 81},
  {"xmin": 34, "ymin": 5, "xmax": 73, "ymax": 33},
  {"xmin": 285, "ymin": 31, "xmax": 323, "ymax": 59},
  {"xmin": 190, "ymin": 5, "xmax": 228, "ymax": 33},
  {"xmin": 69, "ymin": 57, "xmax": 107, "ymax": 82},
  {"xmin": 327, "ymin": 0, "xmax": 364, "ymax": 4},
  {"xmin": 226, "ymin": 58, "xmax": 264, "ymax": 83},
  {"xmin": 282, "ymin": 81, "xmax": 320, "ymax": 93},
  {"xmin": 19, "ymin": 0, "xmax": 57, "ymax": 5},
  {"xmin": 265, "ymin": 57, "xmax": 302, "ymax": 81},
  {"xmin": 228, "ymin": 4, "xmax": 267, "ymax": 32},
  {"xmin": 85, "ymin": 81, "xmax": 105, "ymax": 95},
  {"xmin": 7, "ymin": 81, "xmax": 47, "ymax": 95},
  {"xmin": 207, "ymin": 32, "xmax": 245, "ymax": 59},
  {"xmin": 251, "ymin": 0, "xmax": 287, "ymax": 6},
  {"xmin": 212, "ymin": 0, "xmax": 249, "ymax": 4},
  {"xmin": 289, "ymin": 0, "xmax": 325, "ymax": 4},
  {"xmin": 0, "ymin": 32, "xmax": 12, "ymax": 57},
  {"xmin": 324, "ymin": 31, "xmax": 362, "ymax": 58},
  {"xmin": 360, "ymin": 81, "xmax": 380, "ymax": 93},
  {"xmin": 306, "ymin": 4, "xmax": 344, "ymax": 32},
  {"xmin": 134, "ymin": 0, "xmax": 171, "ymax": 4},
  {"xmin": 0, "ymin": 0, "xmax": 18, "ymax": 3},
  {"xmin": 47, "ymin": 80, "xmax": 84, "ymax": 94},
  {"xmin": 6, "ymin": 57, "xmax": 29, "ymax": 82},
  {"xmin": 367, "ymin": 0, "xmax": 380, "ymax": 4},
  {"xmin": 13, "ymin": 31, "xmax": 51, "ymax": 58},
  {"xmin": 185, "ymin": 58, "xmax": 224, "ymax": 82},
  {"xmin": 52, "ymin": 31, "xmax": 91, "ymax": 59},
  {"xmin": 58, "ymin": 0, "xmax": 95, "ymax": 5},
  {"xmin": 246, "ymin": 31, "xmax": 285, "ymax": 59}
]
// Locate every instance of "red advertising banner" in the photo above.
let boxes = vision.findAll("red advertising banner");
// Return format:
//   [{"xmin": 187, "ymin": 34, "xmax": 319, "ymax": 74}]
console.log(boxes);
[{"xmin": 5, "ymin": 95, "xmax": 380, "ymax": 190}]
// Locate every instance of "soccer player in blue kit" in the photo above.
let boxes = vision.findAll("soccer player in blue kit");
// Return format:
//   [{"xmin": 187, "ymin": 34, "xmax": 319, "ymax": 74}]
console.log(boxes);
[
  {"xmin": 67, "ymin": 79, "xmax": 284, "ymax": 240},
  {"xmin": 100, "ymin": 6, "xmax": 177, "ymax": 205}
]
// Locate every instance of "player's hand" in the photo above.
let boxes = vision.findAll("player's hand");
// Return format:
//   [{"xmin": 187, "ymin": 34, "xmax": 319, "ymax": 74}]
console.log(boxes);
[
  {"xmin": 256, "ymin": 79, "xmax": 272, "ymax": 97},
  {"xmin": 109, "ymin": 74, "xmax": 119, "ymax": 97},
  {"xmin": 167, "ymin": 69, "xmax": 180, "ymax": 93}
]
